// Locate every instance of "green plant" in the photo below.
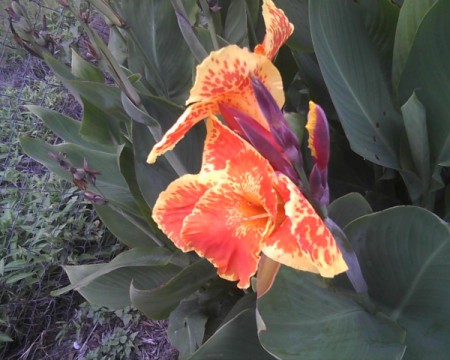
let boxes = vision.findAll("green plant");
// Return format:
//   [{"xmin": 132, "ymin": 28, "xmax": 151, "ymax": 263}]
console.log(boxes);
[{"xmin": 20, "ymin": 0, "xmax": 450, "ymax": 359}]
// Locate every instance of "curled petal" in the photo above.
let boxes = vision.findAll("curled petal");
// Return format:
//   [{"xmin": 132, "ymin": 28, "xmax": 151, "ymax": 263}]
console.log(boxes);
[
  {"xmin": 254, "ymin": 0, "xmax": 294, "ymax": 60},
  {"xmin": 147, "ymin": 46, "xmax": 285, "ymax": 164},
  {"xmin": 306, "ymin": 101, "xmax": 330, "ymax": 169},
  {"xmin": 188, "ymin": 45, "xmax": 284, "ymax": 127},
  {"xmin": 264, "ymin": 173, "xmax": 348, "ymax": 277},
  {"xmin": 147, "ymin": 101, "xmax": 217, "ymax": 164},
  {"xmin": 152, "ymin": 171, "xmax": 224, "ymax": 251}
]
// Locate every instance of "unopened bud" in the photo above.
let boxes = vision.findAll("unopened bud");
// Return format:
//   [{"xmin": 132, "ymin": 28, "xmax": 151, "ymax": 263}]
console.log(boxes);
[
  {"xmin": 11, "ymin": 1, "xmax": 25, "ymax": 17},
  {"xmin": 84, "ymin": 191, "xmax": 107, "ymax": 205}
]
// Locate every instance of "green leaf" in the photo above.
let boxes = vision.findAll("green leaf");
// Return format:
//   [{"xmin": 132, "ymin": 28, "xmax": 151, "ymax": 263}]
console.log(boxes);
[
  {"xmin": 168, "ymin": 296, "xmax": 209, "ymax": 359},
  {"xmin": 328, "ymin": 192, "xmax": 373, "ymax": 229},
  {"xmin": 310, "ymin": 0, "xmax": 403, "ymax": 168},
  {"xmin": 190, "ymin": 302, "xmax": 275, "ymax": 359},
  {"xmin": 396, "ymin": 0, "xmax": 450, "ymax": 166},
  {"xmin": 257, "ymin": 269, "xmax": 406, "ymax": 360},
  {"xmin": 392, "ymin": 0, "xmax": 439, "ymax": 88},
  {"xmin": 345, "ymin": 206, "xmax": 450, "ymax": 360},
  {"xmin": 52, "ymin": 248, "xmax": 180, "ymax": 309},
  {"xmin": 20, "ymin": 137, "xmax": 139, "ymax": 216},
  {"xmin": 274, "ymin": 0, "xmax": 312, "ymax": 51},
  {"xmin": 25, "ymin": 106, "xmax": 114, "ymax": 153},
  {"xmin": 130, "ymin": 260, "xmax": 216, "ymax": 320},
  {"xmin": 94, "ymin": 204, "xmax": 159, "ymax": 249},
  {"xmin": 223, "ymin": 0, "xmax": 248, "ymax": 46},
  {"xmin": 400, "ymin": 92, "xmax": 431, "ymax": 195},
  {"xmin": 114, "ymin": 0, "xmax": 195, "ymax": 102},
  {"xmin": 0, "ymin": 332, "xmax": 13, "ymax": 343},
  {"xmin": 71, "ymin": 49, "xmax": 105, "ymax": 82}
]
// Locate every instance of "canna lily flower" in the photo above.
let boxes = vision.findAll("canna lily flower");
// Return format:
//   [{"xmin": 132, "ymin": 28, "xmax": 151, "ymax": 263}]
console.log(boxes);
[
  {"xmin": 306, "ymin": 101, "xmax": 330, "ymax": 206},
  {"xmin": 147, "ymin": 0, "xmax": 294, "ymax": 164},
  {"xmin": 152, "ymin": 117, "xmax": 348, "ymax": 289}
]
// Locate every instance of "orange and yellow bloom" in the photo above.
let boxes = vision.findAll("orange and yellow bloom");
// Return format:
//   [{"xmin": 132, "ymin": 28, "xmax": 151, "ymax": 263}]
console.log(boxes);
[
  {"xmin": 147, "ymin": 0, "xmax": 293, "ymax": 164},
  {"xmin": 153, "ymin": 118, "xmax": 348, "ymax": 289}
]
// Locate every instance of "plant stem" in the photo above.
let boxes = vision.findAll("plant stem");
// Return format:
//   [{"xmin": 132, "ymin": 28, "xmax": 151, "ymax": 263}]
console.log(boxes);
[{"xmin": 199, "ymin": 0, "xmax": 220, "ymax": 50}]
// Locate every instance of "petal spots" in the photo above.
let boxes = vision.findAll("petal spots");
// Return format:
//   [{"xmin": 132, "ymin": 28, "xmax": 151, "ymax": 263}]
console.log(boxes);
[
  {"xmin": 272, "ymin": 173, "xmax": 348, "ymax": 277},
  {"xmin": 254, "ymin": 0, "xmax": 294, "ymax": 60},
  {"xmin": 147, "ymin": 101, "xmax": 217, "ymax": 164}
]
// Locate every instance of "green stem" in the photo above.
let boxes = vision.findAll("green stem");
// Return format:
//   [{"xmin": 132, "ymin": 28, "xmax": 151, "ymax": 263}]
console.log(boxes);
[{"xmin": 199, "ymin": 0, "xmax": 220, "ymax": 50}]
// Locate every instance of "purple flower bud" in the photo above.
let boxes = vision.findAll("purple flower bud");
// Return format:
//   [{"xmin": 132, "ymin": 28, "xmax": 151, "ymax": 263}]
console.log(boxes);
[
  {"xmin": 219, "ymin": 103, "xmax": 299, "ymax": 183},
  {"xmin": 250, "ymin": 77, "xmax": 302, "ymax": 166}
]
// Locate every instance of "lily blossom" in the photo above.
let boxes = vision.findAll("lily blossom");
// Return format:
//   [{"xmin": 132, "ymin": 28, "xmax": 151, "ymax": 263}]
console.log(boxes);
[
  {"xmin": 152, "ymin": 118, "xmax": 348, "ymax": 289},
  {"xmin": 147, "ymin": 0, "xmax": 293, "ymax": 164}
]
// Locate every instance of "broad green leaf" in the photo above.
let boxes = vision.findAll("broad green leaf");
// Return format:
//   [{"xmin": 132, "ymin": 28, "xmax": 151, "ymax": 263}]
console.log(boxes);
[
  {"xmin": 71, "ymin": 49, "xmax": 105, "ymax": 82},
  {"xmin": 392, "ymin": 0, "xmax": 439, "ymax": 88},
  {"xmin": 52, "ymin": 248, "xmax": 180, "ymax": 309},
  {"xmin": 345, "ymin": 206, "xmax": 450, "ymax": 360},
  {"xmin": 171, "ymin": 0, "xmax": 208, "ymax": 63},
  {"xmin": 20, "ymin": 137, "xmax": 139, "ymax": 216},
  {"xmin": 114, "ymin": 0, "xmax": 195, "ymax": 102},
  {"xmin": 257, "ymin": 269, "xmax": 406, "ymax": 360},
  {"xmin": 400, "ymin": 92, "xmax": 431, "ymax": 197},
  {"xmin": 130, "ymin": 260, "xmax": 216, "ymax": 319},
  {"xmin": 328, "ymin": 192, "xmax": 373, "ymax": 229},
  {"xmin": 396, "ymin": 0, "xmax": 450, "ymax": 166},
  {"xmin": 357, "ymin": 0, "xmax": 399, "ymax": 77},
  {"xmin": 190, "ymin": 305, "xmax": 275, "ymax": 359},
  {"xmin": 168, "ymin": 296, "xmax": 209, "ymax": 359},
  {"xmin": 274, "ymin": 0, "xmax": 312, "ymax": 51},
  {"xmin": 132, "ymin": 121, "xmax": 179, "ymax": 208},
  {"xmin": 80, "ymin": 97, "xmax": 125, "ymax": 147},
  {"xmin": 94, "ymin": 204, "xmax": 159, "ymax": 249},
  {"xmin": 310, "ymin": 1, "xmax": 403, "ymax": 168},
  {"xmin": 44, "ymin": 55, "xmax": 130, "ymax": 147},
  {"xmin": 25, "ymin": 106, "xmax": 114, "ymax": 153},
  {"xmin": 223, "ymin": 0, "xmax": 248, "ymax": 46}
]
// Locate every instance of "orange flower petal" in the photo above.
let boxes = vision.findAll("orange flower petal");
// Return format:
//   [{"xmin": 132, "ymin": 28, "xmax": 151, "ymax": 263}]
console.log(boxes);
[
  {"xmin": 181, "ymin": 145, "xmax": 279, "ymax": 289},
  {"xmin": 188, "ymin": 45, "xmax": 284, "ymax": 128},
  {"xmin": 201, "ymin": 116, "xmax": 249, "ymax": 172},
  {"xmin": 263, "ymin": 173, "xmax": 348, "ymax": 277},
  {"xmin": 152, "ymin": 171, "xmax": 224, "ymax": 251},
  {"xmin": 254, "ymin": 0, "xmax": 294, "ymax": 60},
  {"xmin": 147, "ymin": 101, "xmax": 217, "ymax": 164}
]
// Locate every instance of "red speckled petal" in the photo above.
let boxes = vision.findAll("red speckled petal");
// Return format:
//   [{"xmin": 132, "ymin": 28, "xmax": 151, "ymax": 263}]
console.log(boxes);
[
  {"xmin": 147, "ymin": 101, "xmax": 217, "ymax": 164},
  {"xmin": 263, "ymin": 173, "xmax": 348, "ymax": 277},
  {"xmin": 254, "ymin": 0, "xmax": 294, "ymax": 60},
  {"xmin": 201, "ymin": 117, "xmax": 248, "ymax": 172},
  {"xmin": 306, "ymin": 101, "xmax": 330, "ymax": 169},
  {"xmin": 152, "ymin": 171, "xmax": 225, "ymax": 251},
  {"xmin": 181, "ymin": 147, "xmax": 279, "ymax": 289},
  {"xmin": 188, "ymin": 45, "xmax": 284, "ymax": 128}
]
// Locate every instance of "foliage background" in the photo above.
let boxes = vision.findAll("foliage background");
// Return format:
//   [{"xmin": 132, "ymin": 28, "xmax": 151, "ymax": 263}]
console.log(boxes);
[{"xmin": 0, "ymin": 1, "xmax": 176, "ymax": 359}]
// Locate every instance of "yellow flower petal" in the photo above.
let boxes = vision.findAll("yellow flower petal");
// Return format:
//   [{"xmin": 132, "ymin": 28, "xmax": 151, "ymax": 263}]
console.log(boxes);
[{"xmin": 264, "ymin": 173, "xmax": 348, "ymax": 277}]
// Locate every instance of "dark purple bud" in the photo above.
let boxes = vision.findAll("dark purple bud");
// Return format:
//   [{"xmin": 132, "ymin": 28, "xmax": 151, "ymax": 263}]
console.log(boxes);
[
  {"xmin": 309, "ymin": 164, "xmax": 329, "ymax": 207},
  {"xmin": 219, "ymin": 103, "xmax": 299, "ymax": 183},
  {"xmin": 250, "ymin": 77, "xmax": 302, "ymax": 166}
]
